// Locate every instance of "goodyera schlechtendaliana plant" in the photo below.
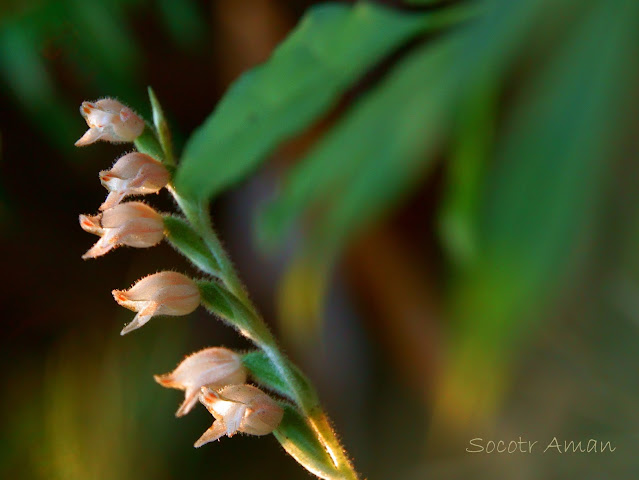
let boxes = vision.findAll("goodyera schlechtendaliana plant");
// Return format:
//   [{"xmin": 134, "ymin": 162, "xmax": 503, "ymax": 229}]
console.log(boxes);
[{"xmin": 76, "ymin": 92, "xmax": 359, "ymax": 480}]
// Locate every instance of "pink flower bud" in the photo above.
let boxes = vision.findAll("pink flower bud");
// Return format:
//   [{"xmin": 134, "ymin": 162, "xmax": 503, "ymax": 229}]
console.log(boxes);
[
  {"xmin": 99, "ymin": 152, "xmax": 170, "ymax": 211},
  {"xmin": 112, "ymin": 271, "xmax": 200, "ymax": 335},
  {"xmin": 79, "ymin": 202, "xmax": 164, "ymax": 259},
  {"xmin": 75, "ymin": 98, "xmax": 145, "ymax": 146},
  {"xmin": 154, "ymin": 347, "xmax": 247, "ymax": 417},
  {"xmin": 195, "ymin": 384, "xmax": 283, "ymax": 448}
]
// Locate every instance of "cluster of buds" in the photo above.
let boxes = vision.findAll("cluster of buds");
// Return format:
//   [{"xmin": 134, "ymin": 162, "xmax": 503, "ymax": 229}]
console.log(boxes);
[
  {"xmin": 76, "ymin": 100, "xmax": 198, "ymax": 334},
  {"xmin": 78, "ymin": 115, "xmax": 171, "ymax": 260},
  {"xmin": 196, "ymin": 384, "xmax": 284, "ymax": 447},
  {"xmin": 155, "ymin": 348, "xmax": 283, "ymax": 446},
  {"xmin": 76, "ymin": 97, "xmax": 282, "ymax": 447}
]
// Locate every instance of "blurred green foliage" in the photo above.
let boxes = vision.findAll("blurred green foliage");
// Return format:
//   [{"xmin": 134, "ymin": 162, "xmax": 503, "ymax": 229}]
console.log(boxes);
[
  {"xmin": 0, "ymin": 0, "xmax": 206, "ymax": 151},
  {"xmin": 174, "ymin": 0, "xmax": 639, "ymax": 422},
  {"xmin": 3, "ymin": 0, "xmax": 639, "ymax": 478},
  {"xmin": 175, "ymin": 2, "xmax": 456, "ymax": 200}
]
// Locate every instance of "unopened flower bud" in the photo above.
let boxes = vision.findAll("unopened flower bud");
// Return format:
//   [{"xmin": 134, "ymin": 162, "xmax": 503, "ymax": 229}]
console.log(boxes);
[
  {"xmin": 195, "ymin": 384, "xmax": 283, "ymax": 448},
  {"xmin": 79, "ymin": 202, "xmax": 164, "ymax": 259},
  {"xmin": 99, "ymin": 152, "xmax": 170, "ymax": 211},
  {"xmin": 113, "ymin": 271, "xmax": 200, "ymax": 335},
  {"xmin": 154, "ymin": 347, "xmax": 247, "ymax": 417},
  {"xmin": 75, "ymin": 98, "xmax": 144, "ymax": 146}
]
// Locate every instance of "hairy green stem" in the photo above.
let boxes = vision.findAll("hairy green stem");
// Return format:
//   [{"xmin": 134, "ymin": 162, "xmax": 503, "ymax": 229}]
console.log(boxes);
[
  {"xmin": 137, "ymin": 120, "xmax": 358, "ymax": 480},
  {"xmin": 170, "ymin": 189, "xmax": 358, "ymax": 479},
  {"xmin": 167, "ymin": 187, "xmax": 253, "ymax": 308}
]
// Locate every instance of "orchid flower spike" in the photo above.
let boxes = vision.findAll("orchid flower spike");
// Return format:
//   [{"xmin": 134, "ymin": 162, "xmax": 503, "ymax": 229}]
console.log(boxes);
[
  {"xmin": 113, "ymin": 271, "xmax": 200, "ymax": 335},
  {"xmin": 99, "ymin": 152, "xmax": 170, "ymax": 211},
  {"xmin": 155, "ymin": 347, "xmax": 247, "ymax": 417},
  {"xmin": 75, "ymin": 98, "xmax": 144, "ymax": 146},
  {"xmin": 195, "ymin": 384, "xmax": 284, "ymax": 448},
  {"xmin": 79, "ymin": 202, "xmax": 164, "ymax": 259}
]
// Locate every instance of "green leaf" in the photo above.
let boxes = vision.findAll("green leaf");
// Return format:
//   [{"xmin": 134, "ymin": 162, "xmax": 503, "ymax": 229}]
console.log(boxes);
[
  {"xmin": 258, "ymin": 0, "xmax": 578, "ymax": 346},
  {"xmin": 163, "ymin": 216, "xmax": 220, "ymax": 275},
  {"xmin": 65, "ymin": 0, "xmax": 139, "ymax": 78},
  {"xmin": 256, "ymin": 0, "xmax": 564, "ymax": 253},
  {"xmin": 243, "ymin": 351, "xmax": 289, "ymax": 397},
  {"xmin": 260, "ymin": 36, "xmax": 459, "ymax": 254},
  {"xmin": 257, "ymin": 36, "xmax": 460, "ymax": 345},
  {"xmin": 274, "ymin": 404, "xmax": 343, "ymax": 480},
  {"xmin": 0, "ymin": 24, "xmax": 77, "ymax": 152},
  {"xmin": 148, "ymin": 86, "xmax": 175, "ymax": 165},
  {"xmin": 175, "ymin": 2, "xmax": 451, "ymax": 200},
  {"xmin": 466, "ymin": 0, "xmax": 639, "ymax": 335},
  {"xmin": 439, "ymin": 0, "xmax": 639, "ymax": 421},
  {"xmin": 156, "ymin": 0, "xmax": 206, "ymax": 50},
  {"xmin": 62, "ymin": 0, "xmax": 141, "ymax": 98},
  {"xmin": 405, "ymin": 0, "xmax": 446, "ymax": 5},
  {"xmin": 197, "ymin": 280, "xmax": 271, "ymax": 344},
  {"xmin": 242, "ymin": 351, "xmax": 318, "ymax": 405},
  {"xmin": 197, "ymin": 280, "xmax": 237, "ymax": 321},
  {"xmin": 438, "ymin": 77, "xmax": 497, "ymax": 268},
  {"xmin": 133, "ymin": 125, "xmax": 164, "ymax": 161}
]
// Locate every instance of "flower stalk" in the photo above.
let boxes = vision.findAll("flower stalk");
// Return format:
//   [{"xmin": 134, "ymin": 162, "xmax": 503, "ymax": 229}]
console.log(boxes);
[
  {"xmin": 188, "ymin": 207, "xmax": 358, "ymax": 479},
  {"xmin": 76, "ymin": 90, "xmax": 359, "ymax": 480}
]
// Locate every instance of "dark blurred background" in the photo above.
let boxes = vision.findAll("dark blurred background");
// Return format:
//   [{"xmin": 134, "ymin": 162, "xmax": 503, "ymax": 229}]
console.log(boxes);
[{"xmin": 2, "ymin": 0, "xmax": 639, "ymax": 479}]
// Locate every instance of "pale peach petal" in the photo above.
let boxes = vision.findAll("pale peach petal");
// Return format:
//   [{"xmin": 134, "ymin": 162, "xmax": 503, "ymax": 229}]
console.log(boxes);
[
  {"xmin": 94, "ymin": 98, "xmax": 124, "ymax": 112},
  {"xmin": 194, "ymin": 422, "xmax": 226, "ymax": 448},
  {"xmin": 112, "ymin": 289, "xmax": 143, "ymax": 311},
  {"xmin": 76, "ymin": 98, "xmax": 144, "ymax": 145},
  {"xmin": 199, "ymin": 386, "xmax": 220, "ymax": 410},
  {"xmin": 124, "ymin": 272, "xmax": 192, "ymax": 301},
  {"xmin": 99, "ymin": 191, "xmax": 127, "ymax": 211},
  {"xmin": 98, "ymin": 154, "xmax": 169, "ymax": 209},
  {"xmin": 120, "ymin": 301, "xmax": 159, "ymax": 335},
  {"xmin": 79, "ymin": 203, "xmax": 163, "ymax": 259},
  {"xmin": 113, "ymin": 107, "xmax": 145, "ymax": 140},
  {"xmin": 119, "ymin": 106, "xmax": 134, "ymax": 121},
  {"xmin": 196, "ymin": 385, "xmax": 283, "ymax": 445},
  {"xmin": 114, "ymin": 219, "xmax": 164, "ymax": 248},
  {"xmin": 153, "ymin": 372, "xmax": 178, "ymax": 388},
  {"xmin": 81, "ymin": 235, "xmax": 117, "ymax": 259},
  {"xmin": 113, "ymin": 272, "xmax": 200, "ymax": 334},
  {"xmin": 78, "ymin": 214, "xmax": 103, "ymax": 235},
  {"xmin": 151, "ymin": 285, "xmax": 201, "ymax": 316},
  {"xmin": 99, "ymin": 173, "xmax": 129, "ymax": 193},
  {"xmin": 241, "ymin": 402, "xmax": 285, "ymax": 436},
  {"xmin": 175, "ymin": 387, "xmax": 200, "ymax": 418},
  {"xmin": 75, "ymin": 128, "xmax": 104, "ymax": 147},
  {"xmin": 101, "ymin": 153, "xmax": 149, "ymax": 180},
  {"xmin": 100, "ymin": 202, "xmax": 160, "ymax": 226},
  {"xmin": 222, "ymin": 404, "xmax": 247, "ymax": 437}
]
